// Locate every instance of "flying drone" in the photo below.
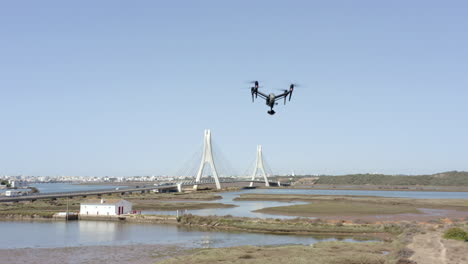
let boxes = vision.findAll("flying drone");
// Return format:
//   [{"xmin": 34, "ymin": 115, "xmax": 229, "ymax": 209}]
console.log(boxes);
[{"xmin": 249, "ymin": 81, "xmax": 296, "ymax": 115}]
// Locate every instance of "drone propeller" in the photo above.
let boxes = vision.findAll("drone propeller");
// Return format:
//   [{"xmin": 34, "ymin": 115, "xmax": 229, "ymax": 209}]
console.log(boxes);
[
  {"xmin": 245, "ymin": 80, "xmax": 260, "ymax": 87},
  {"xmin": 288, "ymin": 83, "xmax": 299, "ymax": 101}
]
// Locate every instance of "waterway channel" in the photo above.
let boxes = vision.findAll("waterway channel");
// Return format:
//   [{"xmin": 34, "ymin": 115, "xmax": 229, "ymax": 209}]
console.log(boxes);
[
  {"xmin": 0, "ymin": 220, "xmax": 373, "ymax": 249},
  {"xmin": 142, "ymin": 188, "xmax": 468, "ymax": 218},
  {"xmin": 1, "ymin": 186, "xmax": 467, "ymax": 249}
]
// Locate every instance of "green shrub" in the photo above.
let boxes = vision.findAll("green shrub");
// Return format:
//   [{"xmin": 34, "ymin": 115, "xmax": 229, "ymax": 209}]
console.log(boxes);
[{"xmin": 443, "ymin": 227, "xmax": 468, "ymax": 241}]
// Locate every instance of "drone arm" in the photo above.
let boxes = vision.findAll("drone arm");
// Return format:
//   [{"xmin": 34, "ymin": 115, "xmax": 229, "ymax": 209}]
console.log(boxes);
[
  {"xmin": 273, "ymin": 91, "xmax": 289, "ymax": 101},
  {"xmin": 255, "ymin": 90, "xmax": 268, "ymax": 99}
]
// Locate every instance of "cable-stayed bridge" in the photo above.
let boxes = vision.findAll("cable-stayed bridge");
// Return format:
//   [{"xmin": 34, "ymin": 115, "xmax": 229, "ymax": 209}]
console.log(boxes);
[
  {"xmin": 0, "ymin": 129, "xmax": 289, "ymax": 202},
  {"xmin": 177, "ymin": 129, "xmax": 283, "ymax": 190}
]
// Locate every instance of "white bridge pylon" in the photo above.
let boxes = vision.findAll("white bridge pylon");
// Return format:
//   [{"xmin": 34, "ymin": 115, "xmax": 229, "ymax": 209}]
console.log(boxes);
[
  {"xmin": 250, "ymin": 145, "xmax": 270, "ymax": 187},
  {"xmin": 193, "ymin": 129, "xmax": 221, "ymax": 190}
]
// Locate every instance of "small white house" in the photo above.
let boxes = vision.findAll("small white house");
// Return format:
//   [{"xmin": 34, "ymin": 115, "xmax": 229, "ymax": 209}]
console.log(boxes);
[
  {"xmin": 80, "ymin": 199, "xmax": 132, "ymax": 216},
  {"xmin": 5, "ymin": 190, "xmax": 23, "ymax": 197}
]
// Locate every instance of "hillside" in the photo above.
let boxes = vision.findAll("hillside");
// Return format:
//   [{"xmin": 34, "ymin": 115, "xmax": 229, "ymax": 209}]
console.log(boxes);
[{"xmin": 313, "ymin": 171, "xmax": 468, "ymax": 186}]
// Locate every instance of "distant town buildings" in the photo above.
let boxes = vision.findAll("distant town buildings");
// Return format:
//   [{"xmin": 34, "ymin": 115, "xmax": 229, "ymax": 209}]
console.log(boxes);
[
  {"xmin": 0, "ymin": 174, "xmax": 185, "ymax": 184},
  {"xmin": 0, "ymin": 174, "xmax": 267, "ymax": 188}
]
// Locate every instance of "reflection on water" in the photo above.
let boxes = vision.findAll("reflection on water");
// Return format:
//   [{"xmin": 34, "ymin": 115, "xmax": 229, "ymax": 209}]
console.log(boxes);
[
  {"xmin": 143, "ymin": 188, "xmax": 468, "ymax": 219},
  {"xmin": 143, "ymin": 190, "xmax": 309, "ymax": 219},
  {"xmin": 0, "ymin": 220, "xmax": 375, "ymax": 249}
]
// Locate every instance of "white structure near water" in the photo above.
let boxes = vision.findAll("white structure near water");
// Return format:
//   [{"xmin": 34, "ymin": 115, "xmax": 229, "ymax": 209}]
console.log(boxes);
[
  {"xmin": 5, "ymin": 190, "xmax": 23, "ymax": 197},
  {"xmin": 80, "ymin": 199, "xmax": 132, "ymax": 216}
]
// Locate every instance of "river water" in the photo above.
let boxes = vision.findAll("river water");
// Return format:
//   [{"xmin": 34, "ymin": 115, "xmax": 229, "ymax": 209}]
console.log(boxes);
[
  {"xmin": 0, "ymin": 220, "xmax": 372, "ymax": 249},
  {"xmin": 1, "ymin": 186, "xmax": 467, "ymax": 249},
  {"xmin": 0, "ymin": 183, "xmax": 126, "ymax": 195}
]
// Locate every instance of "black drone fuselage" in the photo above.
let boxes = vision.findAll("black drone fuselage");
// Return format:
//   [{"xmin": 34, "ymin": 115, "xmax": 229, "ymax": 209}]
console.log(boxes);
[{"xmin": 251, "ymin": 83, "xmax": 294, "ymax": 115}]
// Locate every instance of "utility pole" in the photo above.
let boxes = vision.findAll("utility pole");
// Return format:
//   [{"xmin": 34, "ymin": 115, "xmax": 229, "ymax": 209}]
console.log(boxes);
[{"xmin": 66, "ymin": 197, "xmax": 69, "ymax": 222}]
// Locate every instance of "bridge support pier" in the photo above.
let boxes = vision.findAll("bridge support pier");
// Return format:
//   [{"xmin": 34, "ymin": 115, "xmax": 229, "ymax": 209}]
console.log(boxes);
[
  {"xmin": 277, "ymin": 181, "xmax": 281, "ymax": 187},
  {"xmin": 250, "ymin": 145, "xmax": 270, "ymax": 187},
  {"xmin": 177, "ymin": 183, "xmax": 182, "ymax": 193},
  {"xmin": 194, "ymin": 129, "xmax": 221, "ymax": 190}
]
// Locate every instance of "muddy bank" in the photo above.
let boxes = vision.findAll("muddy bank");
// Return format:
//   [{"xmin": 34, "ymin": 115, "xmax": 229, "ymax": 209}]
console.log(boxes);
[
  {"xmin": 0, "ymin": 244, "xmax": 186, "ymax": 264},
  {"xmin": 236, "ymin": 193, "xmax": 468, "ymax": 222}
]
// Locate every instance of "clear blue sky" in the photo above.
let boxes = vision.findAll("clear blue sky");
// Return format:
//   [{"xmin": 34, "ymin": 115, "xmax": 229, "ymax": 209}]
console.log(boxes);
[{"xmin": 1, "ymin": 1, "xmax": 467, "ymax": 177}]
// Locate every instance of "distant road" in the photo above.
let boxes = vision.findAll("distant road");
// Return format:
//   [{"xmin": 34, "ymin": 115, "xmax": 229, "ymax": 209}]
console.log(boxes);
[
  {"xmin": 0, "ymin": 185, "xmax": 171, "ymax": 202},
  {"xmin": 0, "ymin": 179, "xmax": 288, "ymax": 203}
]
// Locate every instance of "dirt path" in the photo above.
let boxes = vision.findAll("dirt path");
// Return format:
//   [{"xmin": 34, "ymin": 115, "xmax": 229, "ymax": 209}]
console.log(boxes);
[{"xmin": 408, "ymin": 229, "xmax": 468, "ymax": 264}]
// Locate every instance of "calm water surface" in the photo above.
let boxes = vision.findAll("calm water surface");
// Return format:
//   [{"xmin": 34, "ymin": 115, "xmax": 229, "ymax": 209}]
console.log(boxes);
[{"xmin": 0, "ymin": 220, "xmax": 373, "ymax": 249}]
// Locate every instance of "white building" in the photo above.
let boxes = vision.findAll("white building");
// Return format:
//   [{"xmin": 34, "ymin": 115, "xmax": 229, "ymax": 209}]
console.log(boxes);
[
  {"xmin": 5, "ymin": 190, "xmax": 23, "ymax": 197},
  {"xmin": 80, "ymin": 199, "xmax": 132, "ymax": 216}
]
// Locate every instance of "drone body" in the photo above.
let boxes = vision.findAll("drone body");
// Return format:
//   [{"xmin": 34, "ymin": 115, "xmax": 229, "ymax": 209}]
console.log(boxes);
[{"xmin": 250, "ymin": 81, "xmax": 295, "ymax": 115}]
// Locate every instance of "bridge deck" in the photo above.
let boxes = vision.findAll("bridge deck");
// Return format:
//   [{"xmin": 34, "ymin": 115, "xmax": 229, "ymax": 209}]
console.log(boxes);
[{"xmin": 0, "ymin": 180, "xmax": 289, "ymax": 203}]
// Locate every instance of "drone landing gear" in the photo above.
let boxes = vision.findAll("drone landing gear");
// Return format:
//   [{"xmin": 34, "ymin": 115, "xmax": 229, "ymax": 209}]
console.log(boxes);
[{"xmin": 268, "ymin": 110, "xmax": 276, "ymax": 115}]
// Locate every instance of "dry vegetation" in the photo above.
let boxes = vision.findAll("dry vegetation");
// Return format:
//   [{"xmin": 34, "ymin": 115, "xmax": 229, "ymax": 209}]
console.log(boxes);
[
  {"xmin": 235, "ymin": 193, "xmax": 468, "ymax": 218},
  {"xmin": 156, "ymin": 242, "xmax": 397, "ymax": 264},
  {"xmin": 177, "ymin": 214, "xmax": 402, "ymax": 236},
  {"xmin": 313, "ymin": 171, "xmax": 468, "ymax": 186},
  {"xmin": 156, "ymin": 221, "xmax": 427, "ymax": 264}
]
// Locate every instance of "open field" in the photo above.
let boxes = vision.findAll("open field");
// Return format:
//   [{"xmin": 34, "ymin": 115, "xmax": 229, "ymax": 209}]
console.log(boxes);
[{"xmin": 157, "ymin": 241, "xmax": 394, "ymax": 264}]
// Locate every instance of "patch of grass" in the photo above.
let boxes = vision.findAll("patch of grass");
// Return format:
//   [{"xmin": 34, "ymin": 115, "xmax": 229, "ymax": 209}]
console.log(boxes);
[
  {"xmin": 177, "ymin": 214, "xmax": 400, "ymax": 235},
  {"xmin": 156, "ymin": 242, "xmax": 393, "ymax": 264},
  {"xmin": 0, "ymin": 199, "xmax": 80, "ymax": 218},
  {"xmin": 443, "ymin": 227, "xmax": 468, "ymax": 241}
]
